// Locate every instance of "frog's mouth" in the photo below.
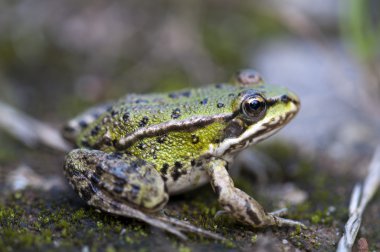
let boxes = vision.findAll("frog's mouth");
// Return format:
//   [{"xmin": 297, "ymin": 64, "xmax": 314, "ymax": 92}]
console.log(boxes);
[{"xmin": 212, "ymin": 95, "xmax": 300, "ymax": 158}]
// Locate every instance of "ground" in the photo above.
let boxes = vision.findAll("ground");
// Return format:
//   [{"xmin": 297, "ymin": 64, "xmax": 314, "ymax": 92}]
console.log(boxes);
[{"xmin": 1, "ymin": 141, "xmax": 379, "ymax": 252}]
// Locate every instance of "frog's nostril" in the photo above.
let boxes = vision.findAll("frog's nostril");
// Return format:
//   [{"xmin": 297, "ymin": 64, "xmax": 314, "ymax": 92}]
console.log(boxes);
[
  {"xmin": 281, "ymin": 92, "xmax": 300, "ymax": 106},
  {"xmin": 280, "ymin": 95, "xmax": 290, "ymax": 103}
]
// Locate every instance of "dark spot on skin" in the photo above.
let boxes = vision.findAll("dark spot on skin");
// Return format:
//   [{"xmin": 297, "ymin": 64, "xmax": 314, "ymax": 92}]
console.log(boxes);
[
  {"xmin": 111, "ymin": 110, "xmax": 118, "ymax": 117},
  {"xmin": 169, "ymin": 91, "xmax": 191, "ymax": 99},
  {"xmin": 130, "ymin": 184, "xmax": 140, "ymax": 199},
  {"xmin": 129, "ymin": 159, "xmax": 146, "ymax": 172},
  {"xmin": 200, "ymin": 98, "xmax": 208, "ymax": 105},
  {"xmin": 215, "ymin": 84, "xmax": 223, "ymax": 89},
  {"xmin": 80, "ymin": 186, "xmax": 94, "ymax": 202},
  {"xmin": 181, "ymin": 91, "xmax": 191, "ymax": 97},
  {"xmin": 79, "ymin": 121, "xmax": 88, "ymax": 128},
  {"xmin": 114, "ymin": 178, "xmax": 127, "ymax": 187},
  {"xmin": 213, "ymin": 138, "xmax": 221, "ymax": 144},
  {"xmin": 171, "ymin": 108, "xmax": 181, "ymax": 119},
  {"xmin": 110, "ymin": 202, "xmax": 120, "ymax": 210},
  {"xmin": 135, "ymin": 99, "xmax": 149, "ymax": 104},
  {"xmin": 174, "ymin": 161, "xmax": 182, "ymax": 168},
  {"xmin": 91, "ymin": 125, "xmax": 100, "ymax": 136},
  {"xmin": 90, "ymin": 174, "xmax": 100, "ymax": 185},
  {"xmin": 137, "ymin": 142, "xmax": 146, "ymax": 150},
  {"xmin": 113, "ymin": 185, "xmax": 124, "ymax": 194},
  {"xmin": 81, "ymin": 140, "xmax": 90, "ymax": 147},
  {"xmin": 246, "ymin": 200, "xmax": 262, "ymax": 225},
  {"xmin": 168, "ymin": 93, "xmax": 179, "ymax": 99},
  {"xmin": 217, "ymin": 103, "xmax": 225, "ymax": 108},
  {"xmin": 123, "ymin": 112, "xmax": 130, "ymax": 122},
  {"xmin": 171, "ymin": 168, "xmax": 182, "ymax": 181},
  {"xmin": 171, "ymin": 162, "xmax": 184, "ymax": 181},
  {"xmin": 214, "ymin": 185, "xmax": 222, "ymax": 198},
  {"xmin": 65, "ymin": 165, "xmax": 80, "ymax": 177},
  {"xmin": 103, "ymin": 137, "xmax": 112, "ymax": 146},
  {"xmin": 191, "ymin": 159, "xmax": 196, "ymax": 166},
  {"xmin": 161, "ymin": 163, "xmax": 169, "ymax": 174},
  {"xmin": 95, "ymin": 164, "xmax": 104, "ymax": 176},
  {"xmin": 139, "ymin": 116, "xmax": 149, "ymax": 127},
  {"xmin": 196, "ymin": 160, "xmax": 202, "ymax": 167},
  {"xmin": 156, "ymin": 135, "xmax": 167, "ymax": 144},
  {"xmin": 191, "ymin": 134, "xmax": 199, "ymax": 144}
]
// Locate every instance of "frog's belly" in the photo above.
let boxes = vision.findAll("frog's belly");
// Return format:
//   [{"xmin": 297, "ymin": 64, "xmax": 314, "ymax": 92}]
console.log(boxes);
[{"xmin": 165, "ymin": 166, "xmax": 210, "ymax": 195}]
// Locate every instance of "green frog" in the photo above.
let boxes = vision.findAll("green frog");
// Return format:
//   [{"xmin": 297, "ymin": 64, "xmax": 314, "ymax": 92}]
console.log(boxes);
[{"xmin": 63, "ymin": 69, "xmax": 303, "ymax": 240}]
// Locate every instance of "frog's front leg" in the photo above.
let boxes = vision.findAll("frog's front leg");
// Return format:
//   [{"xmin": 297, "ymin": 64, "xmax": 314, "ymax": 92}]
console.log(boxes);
[{"xmin": 207, "ymin": 158, "xmax": 305, "ymax": 228}]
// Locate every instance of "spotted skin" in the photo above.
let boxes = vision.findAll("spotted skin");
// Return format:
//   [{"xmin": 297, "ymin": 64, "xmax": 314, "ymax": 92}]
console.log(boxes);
[{"xmin": 63, "ymin": 69, "xmax": 303, "ymax": 239}]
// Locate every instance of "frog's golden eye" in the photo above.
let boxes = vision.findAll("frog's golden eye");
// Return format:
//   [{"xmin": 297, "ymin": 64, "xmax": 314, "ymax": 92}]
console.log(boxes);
[{"xmin": 241, "ymin": 95, "xmax": 267, "ymax": 120}]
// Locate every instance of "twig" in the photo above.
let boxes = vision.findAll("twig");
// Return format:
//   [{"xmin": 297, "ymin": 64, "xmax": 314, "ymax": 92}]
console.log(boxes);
[
  {"xmin": 0, "ymin": 101, "xmax": 70, "ymax": 152},
  {"xmin": 336, "ymin": 146, "xmax": 380, "ymax": 252}
]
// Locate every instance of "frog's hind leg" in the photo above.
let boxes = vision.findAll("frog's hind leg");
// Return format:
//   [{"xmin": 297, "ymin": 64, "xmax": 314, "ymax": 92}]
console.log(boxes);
[
  {"xmin": 62, "ymin": 103, "xmax": 112, "ymax": 142},
  {"xmin": 64, "ymin": 149, "xmax": 223, "ymax": 240}
]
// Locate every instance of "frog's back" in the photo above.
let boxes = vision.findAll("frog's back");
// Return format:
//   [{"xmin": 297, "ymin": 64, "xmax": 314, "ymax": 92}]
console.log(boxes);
[{"xmin": 64, "ymin": 84, "xmax": 240, "ymax": 147}]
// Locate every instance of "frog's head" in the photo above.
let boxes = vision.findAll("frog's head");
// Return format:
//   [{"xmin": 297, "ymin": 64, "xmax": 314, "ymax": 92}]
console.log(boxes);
[{"xmin": 213, "ymin": 69, "xmax": 300, "ymax": 158}]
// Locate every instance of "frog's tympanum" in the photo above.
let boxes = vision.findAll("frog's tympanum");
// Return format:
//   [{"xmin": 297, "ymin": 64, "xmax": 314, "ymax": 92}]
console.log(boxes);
[{"xmin": 63, "ymin": 69, "xmax": 302, "ymax": 239}]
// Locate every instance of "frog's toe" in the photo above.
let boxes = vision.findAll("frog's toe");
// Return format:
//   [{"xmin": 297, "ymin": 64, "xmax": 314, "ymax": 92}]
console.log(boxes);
[
  {"xmin": 157, "ymin": 215, "xmax": 225, "ymax": 241},
  {"xmin": 271, "ymin": 215, "xmax": 306, "ymax": 229},
  {"xmin": 269, "ymin": 208, "xmax": 288, "ymax": 217}
]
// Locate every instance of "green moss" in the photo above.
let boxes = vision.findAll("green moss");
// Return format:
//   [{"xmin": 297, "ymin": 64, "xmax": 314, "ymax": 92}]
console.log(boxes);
[
  {"xmin": 251, "ymin": 234, "xmax": 257, "ymax": 243},
  {"xmin": 178, "ymin": 245, "xmax": 192, "ymax": 252}
]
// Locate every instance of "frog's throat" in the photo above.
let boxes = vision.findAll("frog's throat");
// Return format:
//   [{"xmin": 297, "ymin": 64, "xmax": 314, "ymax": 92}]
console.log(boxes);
[
  {"xmin": 212, "ymin": 102, "xmax": 299, "ymax": 157},
  {"xmin": 116, "ymin": 112, "xmax": 238, "ymax": 148}
]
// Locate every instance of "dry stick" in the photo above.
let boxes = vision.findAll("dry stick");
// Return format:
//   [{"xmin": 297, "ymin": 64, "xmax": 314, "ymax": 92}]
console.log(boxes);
[
  {"xmin": 0, "ymin": 101, "xmax": 70, "ymax": 152},
  {"xmin": 336, "ymin": 147, "xmax": 380, "ymax": 252}
]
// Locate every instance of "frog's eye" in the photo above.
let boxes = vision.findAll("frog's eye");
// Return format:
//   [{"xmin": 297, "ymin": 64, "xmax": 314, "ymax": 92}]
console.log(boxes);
[
  {"xmin": 236, "ymin": 69, "xmax": 263, "ymax": 86},
  {"xmin": 241, "ymin": 95, "xmax": 267, "ymax": 120}
]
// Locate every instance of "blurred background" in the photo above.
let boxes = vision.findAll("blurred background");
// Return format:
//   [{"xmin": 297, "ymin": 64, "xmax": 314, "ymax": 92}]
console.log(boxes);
[
  {"xmin": 0, "ymin": 0, "xmax": 379, "ymax": 160},
  {"xmin": 0, "ymin": 0, "xmax": 379, "ymax": 251}
]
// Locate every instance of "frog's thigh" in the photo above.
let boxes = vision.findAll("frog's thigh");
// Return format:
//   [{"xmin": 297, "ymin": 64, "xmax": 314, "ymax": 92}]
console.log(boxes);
[
  {"xmin": 64, "ymin": 149, "xmax": 169, "ymax": 212},
  {"xmin": 207, "ymin": 158, "xmax": 303, "ymax": 228}
]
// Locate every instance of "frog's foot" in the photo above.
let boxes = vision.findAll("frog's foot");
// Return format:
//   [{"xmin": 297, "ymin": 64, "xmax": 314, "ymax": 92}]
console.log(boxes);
[
  {"xmin": 64, "ymin": 149, "xmax": 224, "ymax": 240},
  {"xmin": 87, "ymin": 188, "xmax": 189, "ymax": 240},
  {"xmin": 207, "ymin": 158, "xmax": 305, "ymax": 229},
  {"xmin": 156, "ymin": 215, "xmax": 225, "ymax": 240}
]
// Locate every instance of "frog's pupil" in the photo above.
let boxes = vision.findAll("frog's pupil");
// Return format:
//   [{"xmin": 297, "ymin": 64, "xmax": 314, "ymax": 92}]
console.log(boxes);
[{"xmin": 249, "ymin": 100, "xmax": 261, "ymax": 110}]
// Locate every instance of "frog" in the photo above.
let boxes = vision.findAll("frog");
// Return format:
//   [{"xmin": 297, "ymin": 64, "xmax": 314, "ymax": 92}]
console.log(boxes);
[{"xmin": 62, "ymin": 69, "xmax": 303, "ymax": 240}]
